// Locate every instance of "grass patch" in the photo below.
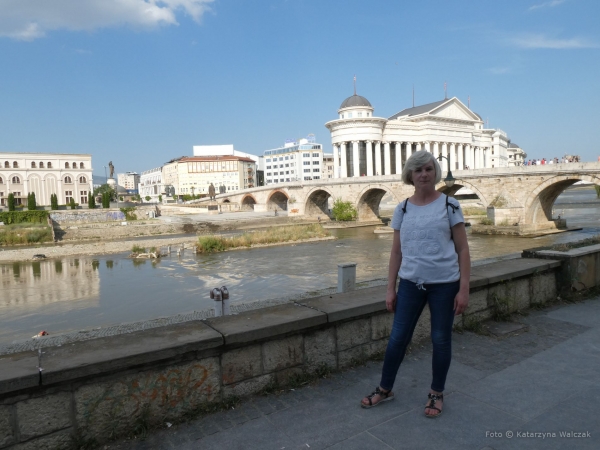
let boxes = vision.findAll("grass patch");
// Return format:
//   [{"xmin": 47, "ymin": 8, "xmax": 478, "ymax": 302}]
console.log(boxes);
[
  {"xmin": 462, "ymin": 207, "xmax": 487, "ymax": 216},
  {"xmin": 196, "ymin": 224, "xmax": 331, "ymax": 254},
  {"xmin": 550, "ymin": 234, "xmax": 600, "ymax": 252},
  {"xmin": 479, "ymin": 217, "xmax": 494, "ymax": 226},
  {"xmin": 0, "ymin": 224, "xmax": 53, "ymax": 245},
  {"xmin": 131, "ymin": 244, "xmax": 146, "ymax": 254}
]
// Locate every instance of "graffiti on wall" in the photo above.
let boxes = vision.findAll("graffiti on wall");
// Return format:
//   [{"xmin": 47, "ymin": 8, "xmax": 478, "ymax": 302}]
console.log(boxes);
[{"xmin": 50, "ymin": 211, "xmax": 126, "ymax": 224}]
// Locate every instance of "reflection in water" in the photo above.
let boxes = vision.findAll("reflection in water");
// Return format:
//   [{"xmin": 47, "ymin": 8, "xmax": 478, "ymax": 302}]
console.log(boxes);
[{"xmin": 1, "ymin": 187, "xmax": 599, "ymax": 345}]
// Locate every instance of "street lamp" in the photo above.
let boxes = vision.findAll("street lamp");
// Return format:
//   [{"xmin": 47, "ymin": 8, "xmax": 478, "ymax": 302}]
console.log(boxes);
[{"xmin": 436, "ymin": 155, "xmax": 456, "ymax": 188}]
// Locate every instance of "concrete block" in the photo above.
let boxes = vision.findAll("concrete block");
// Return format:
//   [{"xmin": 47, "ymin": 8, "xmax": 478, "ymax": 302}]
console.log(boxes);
[
  {"xmin": 369, "ymin": 339, "xmax": 388, "ymax": 356},
  {"xmin": 222, "ymin": 374, "xmax": 273, "ymax": 399},
  {"xmin": 16, "ymin": 392, "xmax": 71, "ymax": 440},
  {"xmin": 371, "ymin": 313, "xmax": 394, "ymax": 341},
  {"xmin": 11, "ymin": 429, "xmax": 72, "ymax": 450},
  {"xmin": 221, "ymin": 345, "xmax": 262, "ymax": 385},
  {"xmin": 338, "ymin": 344, "xmax": 370, "ymax": 369},
  {"xmin": 509, "ymin": 278, "xmax": 530, "ymax": 311},
  {"xmin": 75, "ymin": 358, "xmax": 220, "ymax": 440},
  {"xmin": 0, "ymin": 406, "xmax": 14, "ymax": 448},
  {"xmin": 274, "ymin": 367, "xmax": 305, "ymax": 386},
  {"xmin": 531, "ymin": 272, "xmax": 557, "ymax": 304},
  {"xmin": 465, "ymin": 289, "xmax": 489, "ymax": 314},
  {"xmin": 336, "ymin": 319, "xmax": 370, "ymax": 351},
  {"xmin": 304, "ymin": 328, "xmax": 336, "ymax": 370},
  {"xmin": 300, "ymin": 285, "xmax": 387, "ymax": 323},
  {"xmin": 337, "ymin": 263, "xmax": 356, "ymax": 293},
  {"xmin": 205, "ymin": 303, "xmax": 326, "ymax": 345},
  {"xmin": 262, "ymin": 335, "xmax": 303, "ymax": 373}
]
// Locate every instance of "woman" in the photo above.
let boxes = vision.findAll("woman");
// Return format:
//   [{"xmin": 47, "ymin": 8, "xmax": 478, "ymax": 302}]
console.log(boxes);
[{"xmin": 361, "ymin": 150, "xmax": 470, "ymax": 418}]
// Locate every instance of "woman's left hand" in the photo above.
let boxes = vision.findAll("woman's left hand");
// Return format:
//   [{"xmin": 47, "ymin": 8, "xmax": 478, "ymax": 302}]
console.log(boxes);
[{"xmin": 454, "ymin": 290, "xmax": 469, "ymax": 316}]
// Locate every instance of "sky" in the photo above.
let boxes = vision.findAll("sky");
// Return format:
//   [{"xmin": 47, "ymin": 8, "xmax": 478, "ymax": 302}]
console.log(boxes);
[{"xmin": 1, "ymin": 0, "xmax": 599, "ymax": 176}]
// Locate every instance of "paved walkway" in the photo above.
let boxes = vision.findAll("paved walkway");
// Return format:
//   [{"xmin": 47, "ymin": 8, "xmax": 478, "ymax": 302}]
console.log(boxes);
[{"xmin": 107, "ymin": 297, "xmax": 600, "ymax": 450}]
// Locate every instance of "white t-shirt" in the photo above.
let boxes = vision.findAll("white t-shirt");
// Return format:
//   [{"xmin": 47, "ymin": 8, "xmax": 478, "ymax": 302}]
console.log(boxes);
[{"xmin": 390, "ymin": 195, "xmax": 464, "ymax": 284}]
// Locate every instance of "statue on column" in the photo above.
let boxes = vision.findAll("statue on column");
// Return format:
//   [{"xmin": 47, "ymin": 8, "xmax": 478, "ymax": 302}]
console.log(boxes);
[
  {"xmin": 108, "ymin": 161, "xmax": 115, "ymax": 179},
  {"xmin": 208, "ymin": 183, "xmax": 216, "ymax": 201}
]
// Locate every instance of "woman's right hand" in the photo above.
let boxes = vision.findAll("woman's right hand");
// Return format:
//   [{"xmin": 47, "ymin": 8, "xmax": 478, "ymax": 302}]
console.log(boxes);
[{"xmin": 385, "ymin": 289, "xmax": 397, "ymax": 313}]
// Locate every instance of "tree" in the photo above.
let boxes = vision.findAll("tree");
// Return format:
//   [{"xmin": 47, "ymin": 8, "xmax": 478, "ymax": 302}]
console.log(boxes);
[
  {"xmin": 145, "ymin": 196, "xmax": 151, "ymax": 202},
  {"xmin": 7, "ymin": 193, "xmax": 15, "ymax": 211},
  {"xmin": 88, "ymin": 194, "xmax": 96, "ymax": 209},
  {"xmin": 158, "ymin": 194, "xmax": 162, "ymax": 203},
  {"xmin": 27, "ymin": 192, "xmax": 37, "ymax": 210},
  {"xmin": 92, "ymin": 184, "xmax": 115, "ymax": 201},
  {"xmin": 70, "ymin": 198, "xmax": 77, "ymax": 210},
  {"xmin": 50, "ymin": 194, "xmax": 58, "ymax": 210},
  {"xmin": 331, "ymin": 199, "xmax": 357, "ymax": 221},
  {"xmin": 101, "ymin": 192, "xmax": 111, "ymax": 208}
]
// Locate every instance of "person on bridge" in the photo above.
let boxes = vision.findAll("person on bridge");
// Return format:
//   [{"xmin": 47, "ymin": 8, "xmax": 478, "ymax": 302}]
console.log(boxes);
[{"xmin": 361, "ymin": 150, "xmax": 471, "ymax": 418}]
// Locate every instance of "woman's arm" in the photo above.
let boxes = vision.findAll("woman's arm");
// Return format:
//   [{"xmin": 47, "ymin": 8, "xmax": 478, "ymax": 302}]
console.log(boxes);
[
  {"xmin": 386, "ymin": 230, "xmax": 402, "ymax": 312},
  {"xmin": 452, "ymin": 222, "xmax": 470, "ymax": 315}
]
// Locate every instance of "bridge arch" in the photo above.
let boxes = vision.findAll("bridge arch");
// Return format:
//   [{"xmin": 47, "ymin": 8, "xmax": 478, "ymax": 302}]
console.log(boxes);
[
  {"xmin": 303, "ymin": 187, "xmax": 336, "ymax": 217},
  {"xmin": 356, "ymin": 185, "xmax": 399, "ymax": 222},
  {"xmin": 267, "ymin": 190, "xmax": 289, "ymax": 211},
  {"xmin": 523, "ymin": 175, "xmax": 600, "ymax": 224},
  {"xmin": 436, "ymin": 179, "xmax": 489, "ymax": 206},
  {"xmin": 240, "ymin": 194, "xmax": 257, "ymax": 211}
]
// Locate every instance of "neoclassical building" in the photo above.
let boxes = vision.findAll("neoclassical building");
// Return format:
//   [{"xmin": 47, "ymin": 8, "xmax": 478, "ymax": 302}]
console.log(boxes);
[
  {"xmin": 325, "ymin": 94, "xmax": 523, "ymax": 178},
  {"xmin": 0, "ymin": 152, "xmax": 93, "ymax": 207}
]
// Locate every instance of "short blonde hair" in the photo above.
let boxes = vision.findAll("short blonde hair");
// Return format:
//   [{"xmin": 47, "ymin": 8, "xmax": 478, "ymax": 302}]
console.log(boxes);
[{"xmin": 401, "ymin": 150, "xmax": 442, "ymax": 185}]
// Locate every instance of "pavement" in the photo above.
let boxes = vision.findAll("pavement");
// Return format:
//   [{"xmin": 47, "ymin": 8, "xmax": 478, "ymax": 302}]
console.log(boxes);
[{"xmin": 106, "ymin": 296, "xmax": 600, "ymax": 450}]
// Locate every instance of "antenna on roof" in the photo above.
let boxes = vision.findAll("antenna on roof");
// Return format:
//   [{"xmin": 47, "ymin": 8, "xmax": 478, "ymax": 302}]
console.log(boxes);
[
  {"xmin": 468, "ymin": 95, "xmax": 470, "ymax": 109},
  {"xmin": 444, "ymin": 81, "xmax": 447, "ymax": 100},
  {"xmin": 353, "ymin": 75, "xmax": 356, "ymax": 95},
  {"xmin": 412, "ymin": 85, "xmax": 415, "ymax": 107}
]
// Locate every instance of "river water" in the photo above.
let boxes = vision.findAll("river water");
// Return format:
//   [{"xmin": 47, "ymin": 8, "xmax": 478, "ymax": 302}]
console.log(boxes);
[{"xmin": 1, "ymin": 187, "xmax": 599, "ymax": 345}]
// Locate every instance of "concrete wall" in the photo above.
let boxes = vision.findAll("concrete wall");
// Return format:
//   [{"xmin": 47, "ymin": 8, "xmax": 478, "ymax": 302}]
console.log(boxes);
[{"xmin": 0, "ymin": 257, "xmax": 563, "ymax": 449}]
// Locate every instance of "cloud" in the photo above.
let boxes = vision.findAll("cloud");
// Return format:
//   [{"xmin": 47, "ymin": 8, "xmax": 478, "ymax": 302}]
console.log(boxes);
[
  {"xmin": 509, "ymin": 33, "xmax": 598, "ymax": 49},
  {"xmin": 528, "ymin": 0, "xmax": 566, "ymax": 11},
  {"xmin": 0, "ymin": 0, "xmax": 214, "ymax": 41}
]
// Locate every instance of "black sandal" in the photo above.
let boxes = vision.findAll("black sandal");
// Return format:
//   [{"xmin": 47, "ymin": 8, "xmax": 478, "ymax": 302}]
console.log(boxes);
[
  {"xmin": 425, "ymin": 393, "xmax": 443, "ymax": 418},
  {"xmin": 361, "ymin": 387, "xmax": 394, "ymax": 409}
]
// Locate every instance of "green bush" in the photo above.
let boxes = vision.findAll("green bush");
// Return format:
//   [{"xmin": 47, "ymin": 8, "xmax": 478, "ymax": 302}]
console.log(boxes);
[
  {"xmin": 101, "ymin": 192, "xmax": 111, "ymax": 208},
  {"xmin": 132, "ymin": 244, "xmax": 145, "ymax": 254},
  {"xmin": 27, "ymin": 193, "xmax": 37, "ymax": 210},
  {"xmin": 7, "ymin": 193, "xmax": 15, "ymax": 211},
  {"xmin": 479, "ymin": 217, "xmax": 494, "ymax": 225},
  {"xmin": 88, "ymin": 195, "xmax": 96, "ymax": 209},
  {"xmin": 331, "ymin": 199, "xmax": 357, "ymax": 221},
  {"xmin": 69, "ymin": 198, "xmax": 77, "ymax": 210},
  {"xmin": 0, "ymin": 224, "xmax": 52, "ymax": 245},
  {"xmin": 120, "ymin": 207, "xmax": 137, "ymax": 220},
  {"xmin": 0, "ymin": 210, "xmax": 49, "ymax": 224},
  {"xmin": 595, "ymin": 185, "xmax": 600, "ymax": 198},
  {"xmin": 50, "ymin": 193, "xmax": 58, "ymax": 210},
  {"xmin": 197, "ymin": 236, "xmax": 226, "ymax": 253},
  {"xmin": 158, "ymin": 195, "xmax": 163, "ymax": 203},
  {"xmin": 145, "ymin": 196, "xmax": 151, "ymax": 202}
]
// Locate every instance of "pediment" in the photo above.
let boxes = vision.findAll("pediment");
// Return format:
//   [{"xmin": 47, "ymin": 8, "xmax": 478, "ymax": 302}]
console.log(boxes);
[{"xmin": 429, "ymin": 99, "xmax": 481, "ymax": 122}]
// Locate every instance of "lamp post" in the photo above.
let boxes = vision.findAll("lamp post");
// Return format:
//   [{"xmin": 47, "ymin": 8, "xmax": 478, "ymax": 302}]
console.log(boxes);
[{"xmin": 436, "ymin": 155, "xmax": 456, "ymax": 188}]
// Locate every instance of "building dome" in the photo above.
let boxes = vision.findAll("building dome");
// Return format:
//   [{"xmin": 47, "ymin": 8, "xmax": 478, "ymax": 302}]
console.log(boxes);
[{"xmin": 339, "ymin": 94, "xmax": 372, "ymax": 109}]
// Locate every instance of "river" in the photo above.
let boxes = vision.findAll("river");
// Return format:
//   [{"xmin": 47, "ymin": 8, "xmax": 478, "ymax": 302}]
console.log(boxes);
[{"xmin": 1, "ymin": 186, "xmax": 599, "ymax": 346}]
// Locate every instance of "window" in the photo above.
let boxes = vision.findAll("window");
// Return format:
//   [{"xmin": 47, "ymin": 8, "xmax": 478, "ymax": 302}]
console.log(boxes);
[
  {"xmin": 279, "ymin": 157, "xmax": 283, "ymax": 161},
  {"xmin": 358, "ymin": 112, "xmax": 362, "ymax": 117},
  {"xmin": 285, "ymin": 163, "xmax": 289, "ymax": 167},
  {"xmin": 79, "ymin": 176, "xmax": 87, "ymax": 183},
  {"xmin": 313, "ymin": 176, "xmax": 320, "ymax": 179},
  {"xmin": 312, "ymin": 153, "xmax": 319, "ymax": 157},
  {"xmin": 348, "ymin": 113, "xmax": 352, "ymax": 118},
  {"xmin": 304, "ymin": 169, "xmax": 311, "ymax": 173},
  {"xmin": 13, "ymin": 161, "xmax": 18, "ymax": 168},
  {"xmin": 80, "ymin": 162, "xmax": 85, "ymax": 169},
  {"xmin": 285, "ymin": 156, "xmax": 289, "ymax": 160},
  {"xmin": 266, "ymin": 159, "xmax": 271, "ymax": 162},
  {"xmin": 65, "ymin": 162, "xmax": 70, "ymax": 169},
  {"xmin": 313, "ymin": 168, "xmax": 320, "ymax": 172},
  {"xmin": 313, "ymin": 161, "xmax": 319, "ymax": 165},
  {"xmin": 0, "ymin": 177, "xmax": 2, "ymax": 183},
  {"xmin": 72, "ymin": 162, "xmax": 76, "ymax": 168},
  {"xmin": 80, "ymin": 191, "xmax": 88, "ymax": 204},
  {"xmin": 3, "ymin": 162, "xmax": 8, "ymax": 168},
  {"xmin": 64, "ymin": 176, "xmax": 72, "ymax": 184},
  {"xmin": 266, "ymin": 166, "xmax": 271, "ymax": 169},
  {"xmin": 31, "ymin": 162, "xmax": 36, "ymax": 168},
  {"xmin": 48, "ymin": 162, "xmax": 52, "ymax": 168},
  {"xmin": 286, "ymin": 171, "xmax": 289, "ymax": 174},
  {"xmin": 279, "ymin": 179, "xmax": 284, "ymax": 182},
  {"xmin": 303, "ymin": 153, "xmax": 310, "ymax": 157},
  {"xmin": 12, "ymin": 176, "xmax": 21, "ymax": 184},
  {"xmin": 303, "ymin": 161, "xmax": 310, "ymax": 165},
  {"xmin": 274, "ymin": 172, "xmax": 278, "ymax": 176},
  {"xmin": 39, "ymin": 162, "xmax": 44, "ymax": 168},
  {"xmin": 304, "ymin": 176, "xmax": 311, "ymax": 180},
  {"xmin": 65, "ymin": 191, "xmax": 73, "ymax": 203},
  {"xmin": 341, "ymin": 114, "xmax": 344, "ymax": 119}
]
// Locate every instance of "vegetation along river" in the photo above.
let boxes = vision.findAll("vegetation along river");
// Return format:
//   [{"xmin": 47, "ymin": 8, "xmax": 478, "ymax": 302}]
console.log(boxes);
[{"xmin": 1, "ymin": 187, "xmax": 599, "ymax": 346}]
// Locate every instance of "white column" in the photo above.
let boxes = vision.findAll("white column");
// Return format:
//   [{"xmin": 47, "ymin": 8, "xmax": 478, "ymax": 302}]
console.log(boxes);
[
  {"xmin": 395, "ymin": 142, "xmax": 402, "ymax": 175},
  {"xmin": 424, "ymin": 141, "xmax": 430, "ymax": 153},
  {"xmin": 474, "ymin": 147, "xmax": 480, "ymax": 169},
  {"xmin": 383, "ymin": 142, "xmax": 391, "ymax": 175},
  {"xmin": 332, "ymin": 145, "xmax": 339, "ymax": 179},
  {"xmin": 449, "ymin": 143, "xmax": 456, "ymax": 172},
  {"xmin": 441, "ymin": 143, "xmax": 448, "ymax": 172},
  {"xmin": 366, "ymin": 141, "xmax": 373, "ymax": 176},
  {"xmin": 352, "ymin": 141, "xmax": 360, "ymax": 177},
  {"xmin": 340, "ymin": 143, "xmax": 347, "ymax": 178},
  {"xmin": 478, "ymin": 147, "xmax": 484, "ymax": 168},
  {"xmin": 457, "ymin": 144, "xmax": 464, "ymax": 170},
  {"xmin": 375, "ymin": 142, "xmax": 382, "ymax": 176},
  {"xmin": 405, "ymin": 142, "xmax": 413, "ymax": 161},
  {"xmin": 432, "ymin": 142, "xmax": 439, "ymax": 161},
  {"xmin": 465, "ymin": 144, "xmax": 471, "ymax": 169}
]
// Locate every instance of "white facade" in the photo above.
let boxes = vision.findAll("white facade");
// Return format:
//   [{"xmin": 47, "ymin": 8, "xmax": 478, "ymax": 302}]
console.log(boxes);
[
  {"xmin": 263, "ymin": 138, "xmax": 323, "ymax": 184},
  {"xmin": 117, "ymin": 172, "xmax": 140, "ymax": 191},
  {"xmin": 139, "ymin": 167, "xmax": 165, "ymax": 202},
  {"xmin": 0, "ymin": 152, "xmax": 93, "ymax": 207},
  {"xmin": 162, "ymin": 156, "xmax": 256, "ymax": 198},
  {"xmin": 322, "ymin": 153, "xmax": 334, "ymax": 179},
  {"xmin": 507, "ymin": 142, "xmax": 527, "ymax": 166},
  {"xmin": 325, "ymin": 95, "xmax": 524, "ymax": 178}
]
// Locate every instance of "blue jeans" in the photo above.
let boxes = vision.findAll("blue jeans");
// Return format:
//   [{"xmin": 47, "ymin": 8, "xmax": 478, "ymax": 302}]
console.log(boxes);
[{"xmin": 380, "ymin": 279, "xmax": 459, "ymax": 393}]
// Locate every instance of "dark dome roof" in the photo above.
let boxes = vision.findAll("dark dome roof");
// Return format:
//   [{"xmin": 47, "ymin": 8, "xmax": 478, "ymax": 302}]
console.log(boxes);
[{"xmin": 339, "ymin": 94, "xmax": 372, "ymax": 109}]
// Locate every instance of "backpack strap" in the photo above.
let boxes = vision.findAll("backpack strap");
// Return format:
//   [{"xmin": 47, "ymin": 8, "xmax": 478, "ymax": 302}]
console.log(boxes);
[
  {"xmin": 445, "ymin": 194, "xmax": 459, "ymax": 239},
  {"xmin": 401, "ymin": 198, "xmax": 409, "ymax": 213}
]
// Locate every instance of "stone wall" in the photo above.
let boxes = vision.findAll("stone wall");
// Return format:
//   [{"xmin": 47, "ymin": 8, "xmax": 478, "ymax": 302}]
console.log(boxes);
[
  {"xmin": 0, "ymin": 257, "xmax": 563, "ymax": 449},
  {"xmin": 50, "ymin": 210, "xmax": 126, "ymax": 224}
]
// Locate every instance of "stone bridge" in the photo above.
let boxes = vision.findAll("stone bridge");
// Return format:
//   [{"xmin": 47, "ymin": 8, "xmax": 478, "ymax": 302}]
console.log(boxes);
[{"xmin": 195, "ymin": 163, "xmax": 600, "ymax": 232}]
